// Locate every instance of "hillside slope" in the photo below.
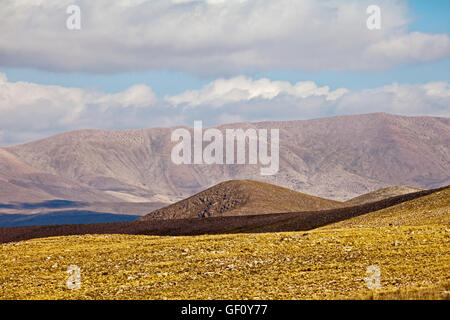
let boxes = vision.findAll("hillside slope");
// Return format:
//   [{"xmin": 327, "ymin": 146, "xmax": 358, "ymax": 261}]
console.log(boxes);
[
  {"xmin": 324, "ymin": 186, "xmax": 450, "ymax": 229},
  {"xmin": 0, "ymin": 148, "xmax": 120, "ymax": 203},
  {"xmin": 140, "ymin": 180, "xmax": 344, "ymax": 220},
  {"xmin": 1, "ymin": 186, "xmax": 445, "ymax": 244},
  {"xmin": 345, "ymin": 186, "xmax": 423, "ymax": 206}
]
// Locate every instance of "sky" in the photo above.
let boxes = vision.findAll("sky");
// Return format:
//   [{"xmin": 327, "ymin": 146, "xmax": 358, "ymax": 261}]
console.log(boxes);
[{"xmin": 0, "ymin": 0, "xmax": 449, "ymax": 145}]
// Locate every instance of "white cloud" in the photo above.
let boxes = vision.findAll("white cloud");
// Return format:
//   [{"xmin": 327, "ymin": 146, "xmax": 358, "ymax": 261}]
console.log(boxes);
[
  {"xmin": 0, "ymin": 0, "xmax": 448, "ymax": 74},
  {"xmin": 0, "ymin": 73, "xmax": 449, "ymax": 145},
  {"xmin": 366, "ymin": 32, "xmax": 450, "ymax": 65},
  {"xmin": 0, "ymin": 74, "xmax": 158, "ymax": 144},
  {"xmin": 166, "ymin": 76, "xmax": 349, "ymax": 107},
  {"xmin": 94, "ymin": 85, "xmax": 157, "ymax": 109},
  {"xmin": 335, "ymin": 82, "xmax": 450, "ymax": 116}
]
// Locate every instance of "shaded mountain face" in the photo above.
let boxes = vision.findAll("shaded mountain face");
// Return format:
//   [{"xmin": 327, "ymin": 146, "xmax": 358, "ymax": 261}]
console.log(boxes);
[
  {"xmin": 2, "ymin": 113, "xmax": 450, "ymax": 203},
  {"xmin": 0, "ymin": 211, "xmax": 140, "ymax": 228},
  {"xmin": 345, "ymin": 186, "xmax": 424, "ymax": 206},
  {"xmin": 140, "ymin": 180, "xmax": 344, "ymax": 220}
]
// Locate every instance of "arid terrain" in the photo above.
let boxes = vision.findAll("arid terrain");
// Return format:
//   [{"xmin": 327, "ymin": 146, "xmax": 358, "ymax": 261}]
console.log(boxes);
[
  {"xmin": 344, "ymin": 186, "xmax": 424, "ymax": 206},
  {"xmin": 0, "ymin": 185, "xmax": 448, "ymax": 300},
  {"xmin": 1, "ymin": 0, "xmax": 449, "ymax": 302},
  {"xmin": 0, "ymin": 113, "xmax": 449, "ymax": 299},
  {"xmin": 0, "ymin": 182, "xmax": 446, "ymax": 244},
  {"xmin": 141, "ymin": 180, "xmax": 344, "ymax": 220}
]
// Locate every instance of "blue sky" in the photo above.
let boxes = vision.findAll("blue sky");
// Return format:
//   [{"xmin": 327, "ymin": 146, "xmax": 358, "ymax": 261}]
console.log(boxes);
[
  {"xmin": 408, "ymin": 0, "xmax": 450, "ymax": 33},
  {"xmin": 2, "ymin": 57, "xmax": 450, "ymax": 96}
]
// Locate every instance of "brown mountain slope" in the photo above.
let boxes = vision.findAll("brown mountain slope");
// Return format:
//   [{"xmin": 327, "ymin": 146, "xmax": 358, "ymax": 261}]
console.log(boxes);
[
  {"xmin": 323, "ymin": 186, "xmax": 450, "ymax": 229},
  {"xmin": 0, "ymin": 148, "xmax": 120, "ymax": 203},
  {"xmin": 5, "ymin": 113, "xmax": 450, "ymax": 202},
  {"xmin": 345, "ymin": 186, "xmax": 424, "ymax": 206},
  {"xmin": 140, "ymin": 180, "xmax": 344, "ymax": 220}
]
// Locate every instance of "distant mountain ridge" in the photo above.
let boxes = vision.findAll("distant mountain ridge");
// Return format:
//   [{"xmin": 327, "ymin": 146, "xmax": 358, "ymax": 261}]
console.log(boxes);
[{"xmin": 1, "ymin": 113, "xmax": 449, "ymax": 206}]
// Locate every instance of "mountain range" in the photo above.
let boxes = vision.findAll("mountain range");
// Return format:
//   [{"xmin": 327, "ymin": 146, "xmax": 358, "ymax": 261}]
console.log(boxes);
[{"xmin": 0, "ymin": 113, "xmax": 448, "ymax": 225}]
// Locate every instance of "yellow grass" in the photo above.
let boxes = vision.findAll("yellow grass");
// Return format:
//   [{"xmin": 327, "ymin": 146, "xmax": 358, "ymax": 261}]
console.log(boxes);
[
  {"xmin": 1, "ymin": 224, "xmax": 448, "ymax": 300},
  {"xmin": 324, "ymin": 187, "xmax": 450, "ymax": 229}
]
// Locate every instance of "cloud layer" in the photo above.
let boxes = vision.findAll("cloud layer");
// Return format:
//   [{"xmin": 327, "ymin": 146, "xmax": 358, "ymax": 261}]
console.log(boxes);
[
  {"xmin": 0, "ymin": 0, "xmax": 449, "ymax": 74},
  {"xmin": 1, "ymin": 73, "xmax": 449, "ymax": 145}
]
